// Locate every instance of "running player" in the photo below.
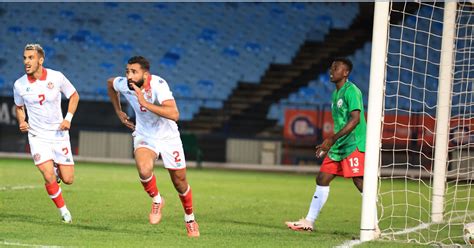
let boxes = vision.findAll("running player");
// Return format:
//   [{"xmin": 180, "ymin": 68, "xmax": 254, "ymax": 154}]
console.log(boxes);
[
  {"xmin": 285, "ymin": 58, "xmax": 374, "ymax": 233},
  {"xmin": 107, "ymin": 56, "xmax": 199, "ymax": 237},
  {"xmin": 13, "ymin": 44, "xmax": 80, "ymax": 223}
]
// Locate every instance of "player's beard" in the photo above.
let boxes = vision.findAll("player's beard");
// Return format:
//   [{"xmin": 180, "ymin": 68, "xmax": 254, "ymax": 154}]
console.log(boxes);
[{"xmin": 128, "ymin": 78, "xmax": 145, "ymax": 90}]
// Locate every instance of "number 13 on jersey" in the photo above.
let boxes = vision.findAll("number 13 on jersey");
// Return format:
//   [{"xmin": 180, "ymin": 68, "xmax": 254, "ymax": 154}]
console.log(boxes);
[{"xmin": 348, "ymin": 157, "xmax": 359, "ymax": 167}]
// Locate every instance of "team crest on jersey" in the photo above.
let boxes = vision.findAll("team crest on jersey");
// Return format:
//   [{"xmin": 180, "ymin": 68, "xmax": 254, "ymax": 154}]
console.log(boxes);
[
  {"xmin": 26, "ymin": 87, "xmax": 31, "ymax": 92},
  {"xmin": 139, "ymin": 141, "xmax": 148, "ymax": 146},
  {"xmin": 33, "ymin": 153, "xmax": 41, "ymax": 162},
  {"xmin": 47, "ymin": 82, "xmax": 54, "ymax": 89},
  {"xmin": 159, "ymin": 80, "xmax": 164, "ymax": 84},
  {"xmin": 145, "ymin": 89, "xmax": 152, "ymax": 99},
  {"xmin": 337, "ymin": 99, "xmax": 343, "ymax": 108}
]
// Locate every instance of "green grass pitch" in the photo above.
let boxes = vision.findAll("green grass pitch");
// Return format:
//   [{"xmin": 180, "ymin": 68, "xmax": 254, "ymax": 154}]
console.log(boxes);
[{"xmin": 0, "ymin": 158, "xmax": 428, "ymax": 247}]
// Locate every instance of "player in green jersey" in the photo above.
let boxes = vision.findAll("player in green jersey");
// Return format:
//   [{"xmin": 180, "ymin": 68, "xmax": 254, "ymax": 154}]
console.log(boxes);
[{"xmin": 286, "ymin": 57, "xmax": 370, "ymax": 232}]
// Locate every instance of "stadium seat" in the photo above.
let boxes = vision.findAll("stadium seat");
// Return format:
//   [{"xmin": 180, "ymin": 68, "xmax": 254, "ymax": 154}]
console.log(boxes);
[
  {"xmin": 0, "ymin": 2, "xmax": 359, "ymax": 108},
  {"xmin": 7, "ymin": 26, "xmax": 22, "ymax": 34}
]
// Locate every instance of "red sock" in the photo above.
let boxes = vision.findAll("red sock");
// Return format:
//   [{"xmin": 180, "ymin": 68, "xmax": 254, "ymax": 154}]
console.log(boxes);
[
  {"xmin": 179, "ymin": 185, "xmax": 193, "ymax": 215},
  {"xmin": 45, "ymin": 181, "xmax": 65, "ymax": 208},
  {"xmin": 140, "ymin": 174, "xmax": 159, "ymax": 197}
]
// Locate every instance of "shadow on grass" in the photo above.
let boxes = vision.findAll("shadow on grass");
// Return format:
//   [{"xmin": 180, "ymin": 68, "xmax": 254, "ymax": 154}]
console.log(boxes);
[{"xmin": 0, "ymin": 212, "xmax": 164, "ymax": 236}]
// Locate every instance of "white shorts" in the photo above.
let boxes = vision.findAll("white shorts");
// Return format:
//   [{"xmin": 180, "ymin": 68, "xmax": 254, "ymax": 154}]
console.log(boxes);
[
  {"xmin": 28, "ymin": 134, "xmax": 74, "ymax": 166},
  {"xmin": 133, "ymin": 135, "xmax": 186, "ymax": 170}
]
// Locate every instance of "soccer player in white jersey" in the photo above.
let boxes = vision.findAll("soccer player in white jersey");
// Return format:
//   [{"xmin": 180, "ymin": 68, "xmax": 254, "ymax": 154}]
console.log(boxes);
[
  {"xmin": 107, "ymin": 56, "xmax": 199, "ymax": 237},
  {"xmin": 13, "ymin": 44, "xmax": 80, "ymax": 223}
]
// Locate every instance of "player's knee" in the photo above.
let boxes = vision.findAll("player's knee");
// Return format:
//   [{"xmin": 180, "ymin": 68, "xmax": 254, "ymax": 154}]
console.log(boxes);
[
  {"xmin": 137, "ymin": 167, "xmax": 152, "ymax": 178},
  {"xmin": 316, "ymin": 173, "xmax": 331, "ymax": 186},
  {"xmin": 136, "ymin": 163, "xmax": 153, "ymax": 177},
  {"xmin": 61, "ymin": 175, "xmax": 74, "ymax": 185}
]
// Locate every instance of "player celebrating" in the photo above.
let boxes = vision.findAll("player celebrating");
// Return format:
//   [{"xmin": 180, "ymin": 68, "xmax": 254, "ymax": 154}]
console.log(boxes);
[
  {"xmin": 107, "ymin": 56, "xmax": 199, "ymax": 237},
  {"xmin": 285, "ymin": 58, "xmax": 374, "ymax": 232},
  {"xmin": 13, "ymin": 44, "xmax": 80, "ymax": 223}
]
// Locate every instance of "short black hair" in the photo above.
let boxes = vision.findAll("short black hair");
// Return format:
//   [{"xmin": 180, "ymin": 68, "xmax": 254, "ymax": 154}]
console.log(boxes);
[
  {"xmin": 128, "ymin": 56, "xmax": 150, "ymax": 71},
  {"xmin": 333, "ymin": 57, "xmax": 353, "ymax": 73}
]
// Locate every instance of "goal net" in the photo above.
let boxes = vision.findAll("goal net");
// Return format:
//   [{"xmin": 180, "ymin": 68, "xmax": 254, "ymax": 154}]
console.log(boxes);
[{"xmin": 373, "ymin": 2, "xmax": 474, "ymax": 246}]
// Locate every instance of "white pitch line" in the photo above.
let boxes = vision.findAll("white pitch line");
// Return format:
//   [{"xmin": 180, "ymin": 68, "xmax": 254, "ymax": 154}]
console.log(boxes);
[
  {"xmin": 335, "ymin": 212, "xmax": 474, "ymax": 247},
  {"xmin": 1, "ymin": 240, "xmax": 65, "ymax": 248},
  {"xmin": 388, "ymin": 223, "xmax": 431, "ymax": 236},
  {"xmin": 334, "ymin": 239, "xmax": 363, "ymax": 248},
  {"xmin": 0, "ymin": 185, "xmax": 41, "ymax": 191}
]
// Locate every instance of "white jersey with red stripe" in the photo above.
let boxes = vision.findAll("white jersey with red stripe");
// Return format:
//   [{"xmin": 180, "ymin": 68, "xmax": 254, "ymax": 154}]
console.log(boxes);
[
  {"xmin": 113, "ymin": 75, "xmax": 180, "ymax": 140},
  {"xmin": 13, "ymin": 68, "xmax": 76, "ymax": 141}
]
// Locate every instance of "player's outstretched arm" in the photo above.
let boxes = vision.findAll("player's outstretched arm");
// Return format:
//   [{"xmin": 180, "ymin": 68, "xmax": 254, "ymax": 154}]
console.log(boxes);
[
  {"xmin": 130, "ymin": 83, "xmax": 180, "ymax": 122},
  {"xmin": 107, "ymin": 77, "xmax": 135, "ymax": 130},
  {"xmin": 316, "ymin": 110, "xmax": 360, "ymax": 158},
  {"xmin": 59, "ymin": 91, "xmax": 80, "ymax": 130}
]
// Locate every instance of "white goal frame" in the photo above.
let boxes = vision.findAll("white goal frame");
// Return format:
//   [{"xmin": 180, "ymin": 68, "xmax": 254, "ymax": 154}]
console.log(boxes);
[{"xmin": 360, "ymin": 1, "xmax": 458, "ymax": 242}]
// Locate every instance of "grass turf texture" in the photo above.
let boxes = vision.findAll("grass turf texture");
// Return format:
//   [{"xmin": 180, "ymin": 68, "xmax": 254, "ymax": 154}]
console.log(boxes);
[{"xmin": 0, "ymin": 158, "xmax": 430, "ymax": 247}]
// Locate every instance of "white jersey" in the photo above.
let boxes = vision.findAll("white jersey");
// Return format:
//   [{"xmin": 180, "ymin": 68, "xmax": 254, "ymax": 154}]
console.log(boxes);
[
  {"xmin": 113, "ymin": 75, "xmax": 180, "ymax": 140},
  {"xmin": 13, "ymin": 68, "xmax": 76, "ymax": 141}
]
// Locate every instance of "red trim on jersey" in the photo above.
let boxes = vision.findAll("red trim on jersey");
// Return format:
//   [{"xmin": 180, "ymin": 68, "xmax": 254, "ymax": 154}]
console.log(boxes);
[
  {"xmin": 27, "ymin": 68, "xmax": 47, "ymax": 83},
  {"xmin": 143, "ymin": 75, "xmax": 152, "ymax": 91}
]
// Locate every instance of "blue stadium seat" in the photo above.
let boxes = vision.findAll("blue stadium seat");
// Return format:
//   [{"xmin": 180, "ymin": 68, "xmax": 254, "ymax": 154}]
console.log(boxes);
[
  {"xmin": 127, "ymin": 13, "xmax": 143, "ymax": 22},
  {"xmin": 222, "ymin": 46, "xmax": 239, "ymax": 58},
  {"xmin": 104, "ymin": 2, "xmax": 118, "ymax": 8},
  {"xmin": 0, "ymin": 2, "xmax": 359, "ymax": 107},
  {"xmin": 160, "ymin": 50, "xmax": 181, "ymax": 67},
  {"xmin": 173, "ymin": 84, "xmax": 192, "ymax": 98},
  {"xmin": 53, "ymin": 32, "xmax": 69, "ymax": 42},
  {"xmin": 59, "ymin": 10, "xmax": 74, "ymax": 18},
  {"xmin": 8, "ymin": 26, "xmax": 22, "ymax": 34},
  {"xmin": 198, "ymin": 28, "xmax": 218, "ymax": 44}
]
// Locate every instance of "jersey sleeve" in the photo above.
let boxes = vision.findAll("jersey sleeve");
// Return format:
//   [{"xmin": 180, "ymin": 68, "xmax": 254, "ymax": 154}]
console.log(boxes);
[
  {"xmin": 13, "ymin": 83, "xmax": 24, "ymax": 106},
  {"xmin": 346, "ymin": 86, "xmax": 363, "ymax": 112},
  {"xmin": 59, "ymin": 72, "xmax": 77, "ymax": 99},
  {"xmin": 113, "ymin": 77, "xmax": 127, "ymax": 93},
  {"xmin": 156, "ymin": 79, "xmax": 174, "ymax": 104}
]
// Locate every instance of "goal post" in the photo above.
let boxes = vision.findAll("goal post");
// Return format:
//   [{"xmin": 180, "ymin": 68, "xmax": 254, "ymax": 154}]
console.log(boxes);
[
  {"xmin": 431, "ymin": 1, "xmax": 456, "ymax": 224},
  {"xmin": 361, "ymin": 1, "xmax": 473, "ymax": 245},
  {"xmin": 360, "ymin": 1, "xmax": 390, "ymax": 242}
]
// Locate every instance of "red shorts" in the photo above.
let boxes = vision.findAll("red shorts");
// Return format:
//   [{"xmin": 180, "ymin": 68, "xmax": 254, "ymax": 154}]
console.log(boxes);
[{"xmin": 319, "ymin": 148, "xmax": 365, "ymax": 178}]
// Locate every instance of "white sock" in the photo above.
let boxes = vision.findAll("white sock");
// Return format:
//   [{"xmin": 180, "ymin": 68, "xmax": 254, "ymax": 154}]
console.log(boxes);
[
  {"xmin": 59, "ymin": 206, "xmax": 69, "ymax": 215},
  {"xmin": 305, "ymin": 185, "xmax": 330, "ymax": 224},
  {"xmin": 152, "ymin": 193, "xmax": 162, "ymax": 204},
  {"xmin": 185, "ymin": 213, "xmax": 195, "ymax": 223}
]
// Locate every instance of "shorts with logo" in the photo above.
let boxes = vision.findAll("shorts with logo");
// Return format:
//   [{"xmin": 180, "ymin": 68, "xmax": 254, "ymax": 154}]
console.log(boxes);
[
  {"xmin": 133, "ymin": 135, "xmax": 186, "ymax": 170},
  {"xmin": 320, "ymin": 148, "xmax": 364, "ymax": 178},
  {"xmin": 28, "ymin": 134, "xmax": 74, "ymax": 166}
]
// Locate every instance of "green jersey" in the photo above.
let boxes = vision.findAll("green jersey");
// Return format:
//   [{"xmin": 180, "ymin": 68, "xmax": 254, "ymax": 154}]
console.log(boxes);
[{"xmin": 328, "ymin": 80, "xmax": 366, "ymax": 161}]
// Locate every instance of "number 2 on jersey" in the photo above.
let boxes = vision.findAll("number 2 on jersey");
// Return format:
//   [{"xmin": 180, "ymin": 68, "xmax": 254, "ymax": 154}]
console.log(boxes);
[
  {"xmin": 173, "ymin": 151, "xmax": 181, "ymax": 163},
  {"xmin": 62, "ymin": 147, "xmax": 69, "ymax": 155},
  {"xmin": 38, "ymin": 94, "xmax": 45, "ymax": 105}
]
